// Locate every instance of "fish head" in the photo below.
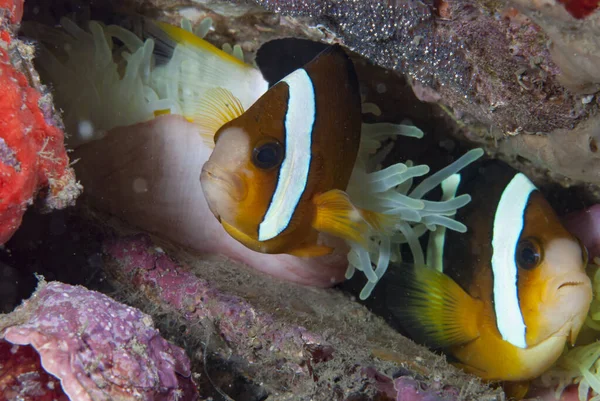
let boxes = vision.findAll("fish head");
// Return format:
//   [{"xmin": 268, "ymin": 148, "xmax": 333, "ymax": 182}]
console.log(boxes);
[
  {"xmin": 516, "ymin": 192, "xmax": 592, "ymax": 347},
  {"xmin": 200, "ymin": 92, "xmax": 287, "ymax": 250},
  {"xmin": 200, "ymin": 125, "xmax": 285, "ymax": 235},
  {"xmin": 200, "ymin": 125, "xmax": 251, "ymax": 225}
]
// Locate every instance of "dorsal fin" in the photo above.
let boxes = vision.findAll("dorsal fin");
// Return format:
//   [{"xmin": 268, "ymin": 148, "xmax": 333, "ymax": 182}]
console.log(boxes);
[{"xmin": 255, "ymin": 38, "xmax": 331, "ymax": 86}]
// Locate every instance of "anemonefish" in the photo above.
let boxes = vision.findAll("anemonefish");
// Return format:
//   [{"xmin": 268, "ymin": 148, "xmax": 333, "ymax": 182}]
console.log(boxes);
[
  {"xmin": 388, "ymin": 160, "xmax": 592, "ymax": 386},
  {"xmin": 199, "ymin": 44, "xmax": 397, "ymax": 257}
]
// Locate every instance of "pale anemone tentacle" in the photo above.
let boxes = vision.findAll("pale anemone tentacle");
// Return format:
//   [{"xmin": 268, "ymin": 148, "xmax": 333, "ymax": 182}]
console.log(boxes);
[
  {"xmin": 23, "ymin": 18, "xmax": 171, "ymax": 147},
  {"xmin": 25, "ymin": 17, "xmax": 483, "ymax": 301},
  {"xmin": 346, "ymin": 118, "xmax": 484, "ymax": 299},
  {"xmin": 195, "ymin": 18, "xmax": 214, "ymax": 39},
  {"xmin": 181, "ymin": 16, "xmax": 214, "ymax": 39}
]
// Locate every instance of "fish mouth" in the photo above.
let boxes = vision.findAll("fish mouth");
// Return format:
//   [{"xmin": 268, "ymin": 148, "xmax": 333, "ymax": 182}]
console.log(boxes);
[
  {"xmin": 200, "ymin": 163, "xmax": 246, "ymax": 202},
  {"xmin": 557, "ymin": 281, "xmax": 586, "ymax": 290},
  {"xmin": 552, "ymin": 273, "xmax": 593, "ymax": 345}
]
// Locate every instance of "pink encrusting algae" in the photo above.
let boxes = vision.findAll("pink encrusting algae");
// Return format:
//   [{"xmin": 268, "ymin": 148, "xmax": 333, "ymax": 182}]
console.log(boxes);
[
  {"xmin": 102, "ymin": 233, "xmax": 492, "ymax": 400},
  {"xmin": 0, "ymin": 281, "xmax": 198, "ymax": 401}
]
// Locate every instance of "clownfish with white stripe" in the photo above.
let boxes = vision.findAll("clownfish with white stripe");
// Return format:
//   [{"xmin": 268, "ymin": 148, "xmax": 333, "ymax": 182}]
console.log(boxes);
[
  {"xmin": 199, "ymin": 44, "xmax": 397, "ymax": 257},
  {"xmin": 388, "ymin": 161, "xmax": 593, "ymax": 386}
]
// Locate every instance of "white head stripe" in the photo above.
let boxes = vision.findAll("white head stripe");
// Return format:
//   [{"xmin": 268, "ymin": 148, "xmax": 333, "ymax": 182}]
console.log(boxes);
[
  {"xmin": 491, "ymin": 173, "xmax": 537, "ymax": 349},
  {"xmin": 258, "ymin": 69, "xmax": 315, "ymax": 241}
]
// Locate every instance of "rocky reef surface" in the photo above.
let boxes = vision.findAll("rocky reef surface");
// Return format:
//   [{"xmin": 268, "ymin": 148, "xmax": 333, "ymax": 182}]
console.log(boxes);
[
  {"xmin": 229, "ymin": 0, "xmax": 600, "ymax": 194},
  {"xmin": 0, "ymin": 211, "xmax": 501, "ymax": 400},
  {"xmin": 107, "ymin": 0, "xmax": 600, "ymax": 195}
]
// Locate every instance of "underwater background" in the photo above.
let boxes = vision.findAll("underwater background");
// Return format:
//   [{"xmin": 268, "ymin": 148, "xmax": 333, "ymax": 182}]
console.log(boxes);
[{"xmin": 0, "ymin": 0, "xmax": 600, "ymax": 400}]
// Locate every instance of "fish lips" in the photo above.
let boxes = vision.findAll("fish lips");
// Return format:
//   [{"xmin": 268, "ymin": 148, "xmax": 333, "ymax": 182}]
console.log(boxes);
[
  {"xmin": 548, "ymin": 272, "xmax": 593, "ymax": 345},
  {"xmin": 200, "ymin": 162, "xmax": 246, "ymax": 221}
]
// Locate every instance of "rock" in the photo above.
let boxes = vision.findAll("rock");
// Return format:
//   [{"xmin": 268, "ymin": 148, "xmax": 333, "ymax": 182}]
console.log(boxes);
[
  {"xmin": 101, "ymin": 231, "xmax": 500, "ymax": 400},
  {"xmin": 0, "ymin": 281, "xmax": 198, "ymax": 401}
]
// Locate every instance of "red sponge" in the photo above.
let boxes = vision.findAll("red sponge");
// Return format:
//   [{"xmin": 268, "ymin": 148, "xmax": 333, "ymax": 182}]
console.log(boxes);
[
  {"xmin": 0, "ymin": 2, "xmax": 80, "ymax": 245},
  {"xmin": 557, "ymin": 0, "xmax": 600, "ymax": 19}
]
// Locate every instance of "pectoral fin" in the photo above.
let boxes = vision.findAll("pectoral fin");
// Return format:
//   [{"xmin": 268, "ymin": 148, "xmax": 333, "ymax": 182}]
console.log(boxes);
[
  {"xmin": 312, "ymin": 190, "xmax": 371, "ymax": 247},
  {"xmin": 387, "ymin": 264, "xmax": 481, "ymax": 349},
  {"xmin": 195, "ymin": 88, "xmax": 245, "ymax": 146},
  {"xmin": 312, "ymin": 190, "xmax": 399, "ymax": 246}
]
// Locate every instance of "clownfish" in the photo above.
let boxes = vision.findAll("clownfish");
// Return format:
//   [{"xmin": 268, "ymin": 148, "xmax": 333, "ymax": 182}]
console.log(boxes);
[
  {"xmin": 199, "ymin": 44, "xmax": 397, "ymax": 257},
  {"xmin": 388, "ymin": 161, "xmax": 593, "ymax": 387}
]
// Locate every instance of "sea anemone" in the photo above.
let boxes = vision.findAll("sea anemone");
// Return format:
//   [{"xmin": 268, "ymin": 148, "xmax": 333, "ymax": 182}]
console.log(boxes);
[
  {"xmin": 23, "ymin": 16, "xmax": 267, "ymax": 148},
  {"xmin": 24, "ymin": 16, "xmax": 481, "ymax": 299}
]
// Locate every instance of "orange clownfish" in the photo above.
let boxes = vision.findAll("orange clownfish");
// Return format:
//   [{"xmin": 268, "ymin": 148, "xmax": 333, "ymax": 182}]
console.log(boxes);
[
  {"xmin": 388, "ymin": 161, "xmax": 593, "ymax": 388},
  {"xmin": 199, "ymin": 44, "xmax": 396, "ymax": 257}
]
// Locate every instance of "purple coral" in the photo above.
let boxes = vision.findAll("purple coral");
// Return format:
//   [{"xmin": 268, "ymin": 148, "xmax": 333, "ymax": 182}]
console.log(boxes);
[{"xmin": 0, "ymin": 281, "xmax": 198, "ymax": 401}]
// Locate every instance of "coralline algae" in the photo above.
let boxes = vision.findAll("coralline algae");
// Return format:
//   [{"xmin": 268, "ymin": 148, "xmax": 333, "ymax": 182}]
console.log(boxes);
[
  {"xmin": 101, "ymin": 232, "xmax": 500, "ymax": 400},
  {"xmin": 0, "ymin": 281, "xmax": 198, "ymax": 401}
]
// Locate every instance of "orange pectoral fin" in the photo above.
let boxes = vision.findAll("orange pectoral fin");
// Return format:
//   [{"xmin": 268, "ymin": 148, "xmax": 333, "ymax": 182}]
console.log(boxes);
[
  {"xmin": 313, "ymin": 190, "xmax": 400, "ymax": 246},
  {"xmin": 312, "ymin": 190, "xmax": 371, "ymax": 246}
]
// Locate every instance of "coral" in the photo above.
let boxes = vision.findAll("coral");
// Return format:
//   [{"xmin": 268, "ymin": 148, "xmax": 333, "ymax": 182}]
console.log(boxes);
[
  {"xmin": 511, "ymin": 0, "xmax": 600, "ymax": 95},
  {"xmin": 101, "ymin": 232, "xmax": 500, "ymax": 400},
  {"xmin": 0, "ymin": 341, "xmax": 68, "ymax": 401},
  {"xmin": 393, "ymin": 376, "xmax": 461, "ymax": 401},
  {"xmin": 239, "ymin": 0, "xmax": 587, "ymax": 134},
  {"xmin": 498, "ymin": 116, "xmax": 600, "ymax": 187},
  {"xmin": 0, "ymin": 5, "xmax": 81, "ymax": 245},
  {"xmin": 0, "ymin": 281, "xmax": 198, "ymax": 401}
]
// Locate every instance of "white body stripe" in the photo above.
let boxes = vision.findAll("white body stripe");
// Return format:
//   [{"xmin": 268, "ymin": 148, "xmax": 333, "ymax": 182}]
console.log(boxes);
[
  {"xmin": 491, "ymin": 173, "xmax": 537, "ymax": 349},
  {"xmin": 258, "ymin": 69, "xmax": 315, "ymax": 241}
]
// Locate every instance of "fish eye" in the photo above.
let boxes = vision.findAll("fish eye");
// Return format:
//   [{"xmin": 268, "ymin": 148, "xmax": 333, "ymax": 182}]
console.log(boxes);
[
  {"xmin": 516, "ymin": 238, "xmax": 542, "ymax": 270},
  {"xmin": 252, "ymin": 139, "xmax": 283, "ymax": 170}
]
